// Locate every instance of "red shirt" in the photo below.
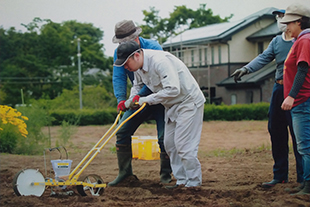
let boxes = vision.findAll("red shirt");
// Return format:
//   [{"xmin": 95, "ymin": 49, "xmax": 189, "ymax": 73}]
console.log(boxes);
[{"xmin": 283, "ymin": 32, "xmax": 310, "ymax": 107}]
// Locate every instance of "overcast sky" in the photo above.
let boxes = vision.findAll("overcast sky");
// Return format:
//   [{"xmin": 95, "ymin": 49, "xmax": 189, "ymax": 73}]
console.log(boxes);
[{"xmin": 1, "ymin": 0, "xmax": 309, "ymax": 57}]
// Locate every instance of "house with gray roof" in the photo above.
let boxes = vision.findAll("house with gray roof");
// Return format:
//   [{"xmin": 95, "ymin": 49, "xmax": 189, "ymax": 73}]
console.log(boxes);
[{"xmin": 162, "ymin": 7, "xmax": 281, "ymax": 105}]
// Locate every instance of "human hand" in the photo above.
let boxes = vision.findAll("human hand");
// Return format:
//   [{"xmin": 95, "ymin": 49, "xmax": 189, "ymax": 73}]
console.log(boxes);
[
  {"xmin": 281, "ymin": 96, "xmax": 294, "ymax": 111},
  {"xmin": 129, "ymin": 95, "xmax": 141, "ymax": 109},
  {"xmin": 130, "ymin": 95, "xmax": 148, "ymax": 108},
  {"xmin": 117, "ymin": 100, "xmax": 127, "ymax": 112},
  {"xmin": 132, "ymin": 95, "xmax": 140, "ymax": 104},
  {"xmin": 138, "ymin": 97, "xmax": 148, "ymax": 106},
  {"xmin": 230, "ymin": 67, "xmax": 249, "ymax": 83},
  {"xmin": 124, "ymin": 99, "xmax": 132, "ymax": 108}
]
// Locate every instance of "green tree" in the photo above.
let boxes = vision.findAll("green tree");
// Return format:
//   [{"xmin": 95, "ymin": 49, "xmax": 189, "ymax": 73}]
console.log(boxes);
[
  {"xmin": 0, "ymin": 18, "xmax": 113, "ymax": 106},
  {"xmin": 34, "ymin": 85, "xmax": 116, "ymax": 110},
  {"xmin": 140, "ymin": 4, "xmax": 233, "ymax": 44}
]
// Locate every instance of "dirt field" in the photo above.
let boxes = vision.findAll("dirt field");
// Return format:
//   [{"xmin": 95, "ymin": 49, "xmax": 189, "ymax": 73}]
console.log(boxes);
[{"xmin": 1, "ymin": 121, "xmax": 310, "ymax": 207}]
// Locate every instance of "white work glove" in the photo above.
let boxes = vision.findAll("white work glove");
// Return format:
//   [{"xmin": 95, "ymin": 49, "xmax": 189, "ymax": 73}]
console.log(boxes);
[
  {"xmin": 124, "ymin": 99, "xmax": 132, "ymax": 108},
  {"xmin": 230, "ymin": 67, "xmax": 249, "ymax": 83},
  {"xmin": 138, "ymin": 97, "xmax": 148, "ymax": 106},
  {"xmin": 130, "ymin": 95, "xmax": 148, "ymax": 109}
]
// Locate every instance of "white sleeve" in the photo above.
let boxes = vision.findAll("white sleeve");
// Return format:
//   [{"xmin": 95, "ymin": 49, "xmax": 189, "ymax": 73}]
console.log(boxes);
[{"xmin": 145, "ymin": 60, "xmax": 180, "ymax": 105}]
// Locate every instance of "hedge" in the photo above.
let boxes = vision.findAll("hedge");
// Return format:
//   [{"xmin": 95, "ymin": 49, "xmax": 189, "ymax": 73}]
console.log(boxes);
[
  {"xmin": 49, "ymin": 108, "xmax": 117, "ymax": 126},
  {"xmin": 203, "ymin": 102, "xmax": 269, "ymax": 121},
  {"xmin": 49, "ymin": 102, "xmax": 269, "ymax": 126}
]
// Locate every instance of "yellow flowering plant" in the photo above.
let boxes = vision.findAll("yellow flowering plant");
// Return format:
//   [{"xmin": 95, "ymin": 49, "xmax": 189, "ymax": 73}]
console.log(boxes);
[{"xmin": 0, "ymin": 105, "xmax": 29, "ymax": 153}]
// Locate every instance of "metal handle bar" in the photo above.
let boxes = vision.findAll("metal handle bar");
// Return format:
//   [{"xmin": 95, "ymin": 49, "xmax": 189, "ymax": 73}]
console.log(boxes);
[{"xmin": 67, "ymin": 103, "xmax": 147, "ymax": 181}]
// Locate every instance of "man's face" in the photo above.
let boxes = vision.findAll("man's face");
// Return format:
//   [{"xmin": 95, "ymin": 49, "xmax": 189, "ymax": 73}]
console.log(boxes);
[{"xmin": 124, "ymin": 54, "xmax": 140, "ymax": 72}]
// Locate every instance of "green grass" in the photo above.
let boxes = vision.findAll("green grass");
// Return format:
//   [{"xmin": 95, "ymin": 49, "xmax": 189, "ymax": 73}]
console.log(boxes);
[
  {"xmin": 199, "ymin": 144, "xmax": 272, "ymax": 158},
  {"xmin": 109, "ymin": 146, "xmax": 116, "ymax": 153}
]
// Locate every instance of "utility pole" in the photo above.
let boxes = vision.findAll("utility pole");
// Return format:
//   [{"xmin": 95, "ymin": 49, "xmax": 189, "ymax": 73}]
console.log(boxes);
[{"xmin": 77, "ymin": 38, "xmax": 83, "ymax": 109}]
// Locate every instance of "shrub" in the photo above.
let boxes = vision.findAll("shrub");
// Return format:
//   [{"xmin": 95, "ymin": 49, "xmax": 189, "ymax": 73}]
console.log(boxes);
[
  {"xmin": 15, "ymin": 104, "xmax": 53, "ymax": 155},
  {"xmin": 35, "ymin": 86, "xmax": 117, "ymax": 110},
  {"xmin": 0, "ymin": 105, "xmax": 28, "ymax": 153},
  {"xmin": 46, "ymin": 103, "xmax": 269, "ymax": 126},
  {"xmin": 56, "ymin": 120, "xmax": 77, "ymax": 147},
  {"xmin": 204, "ymin": 102, "xmax": 269, "ymax": 121},
  {"xmin": 50, "ymin": 108, "xmax": 117, "ymax": 126}
]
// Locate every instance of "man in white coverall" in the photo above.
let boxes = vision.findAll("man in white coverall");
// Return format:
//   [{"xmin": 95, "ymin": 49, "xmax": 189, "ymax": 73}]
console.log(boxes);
[{"xmin": 114, "ymin": 40, "xmax": 206, "ymax": 188}]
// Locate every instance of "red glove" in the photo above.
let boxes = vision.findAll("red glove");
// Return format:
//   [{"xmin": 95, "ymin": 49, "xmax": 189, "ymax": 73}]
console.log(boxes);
[
  {"xmin": 131, "ymin": 95, "xmax": 141, "ymax": 109},
  {"xmin": 117, "ymin": 100, "xmax": 127, "ymax": 112},
  {"xmin": 132, "ymin": 95, "xmax": 140, "ymax": 104}
]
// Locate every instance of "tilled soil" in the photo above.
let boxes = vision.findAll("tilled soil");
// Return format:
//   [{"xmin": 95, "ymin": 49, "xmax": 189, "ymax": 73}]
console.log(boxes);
[{"xmin": 1, "ymin": 121, "xmax": 309, "ymax": 206}]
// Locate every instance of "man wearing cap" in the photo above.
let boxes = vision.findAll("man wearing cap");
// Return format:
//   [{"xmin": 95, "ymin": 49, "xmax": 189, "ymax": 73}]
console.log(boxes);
[
  {"xmin": 114, "ymin": 40, "xmax": 206, "ymax": 188},
  {"xmin": 280, "ymin": 3, "xmax": 310, "ymax": 195},
  {"xmin": 231, "ymin": 9, "xmax": 303, "ymax": 188},
  {"xmin": 109, "ymin": 20, "xmax": 172, "ymax": 186}
]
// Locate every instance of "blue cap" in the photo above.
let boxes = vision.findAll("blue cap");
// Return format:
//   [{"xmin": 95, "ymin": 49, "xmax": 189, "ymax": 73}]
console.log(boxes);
[{"xmin": 272, "ymin": 9, "xmax": 285, "ymax": 15}]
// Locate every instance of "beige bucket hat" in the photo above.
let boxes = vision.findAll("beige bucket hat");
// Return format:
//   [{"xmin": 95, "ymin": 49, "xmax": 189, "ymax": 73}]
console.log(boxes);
[
  {"xmin": 280, "ymin": 3, "xmax": 310, "ymax": 23},
  {"xmin": 112, "ymin": 20, "xmax": 142, "ymax": 43}
]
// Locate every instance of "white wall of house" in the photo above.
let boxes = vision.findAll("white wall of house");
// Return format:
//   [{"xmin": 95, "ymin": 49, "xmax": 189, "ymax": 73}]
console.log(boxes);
[
  {"xmin": 175, "ymin": 18, "xmax": 274, "ymax": 68},
  {"xmin": 229, "ymin": 19, "xmax": 274, "ymax": 63},
  {"xmin": 165, "ymin": 15, "xmax": 278, "ymax": 105}
]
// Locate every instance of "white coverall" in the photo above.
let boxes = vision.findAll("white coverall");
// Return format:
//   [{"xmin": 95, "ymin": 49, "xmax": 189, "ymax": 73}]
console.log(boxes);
[{"xmin": 129, "ymin": 49, "xmax": 206, "ymax": 187}]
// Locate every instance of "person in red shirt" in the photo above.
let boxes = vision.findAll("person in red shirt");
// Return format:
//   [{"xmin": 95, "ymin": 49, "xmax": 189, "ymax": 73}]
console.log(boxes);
[{"xmin": 281, "ymin": 3, "xmax": 310, "ymax": 195}]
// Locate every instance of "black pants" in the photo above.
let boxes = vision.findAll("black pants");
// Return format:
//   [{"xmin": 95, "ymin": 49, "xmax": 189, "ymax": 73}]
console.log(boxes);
[{"xmin": 268, "ymin": 82, "xmax": 303, "ymax": 182}]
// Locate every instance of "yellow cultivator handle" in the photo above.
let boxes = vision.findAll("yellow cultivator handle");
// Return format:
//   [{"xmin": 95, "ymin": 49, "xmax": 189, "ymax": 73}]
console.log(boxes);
[
  {"xmin": 14, "ymin": 103, "xmax": 148, "ymax": 197},
  {"xmin": 69, "ymin": 103, "xmax": 147, "ymax": 180}
]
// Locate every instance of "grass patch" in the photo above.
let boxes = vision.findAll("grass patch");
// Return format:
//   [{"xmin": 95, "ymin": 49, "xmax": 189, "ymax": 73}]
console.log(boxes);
[
  {"xmin": 200, "ymin": 144, "xmax": 272, "ymax": 158},
  {"xmin": 109, "ymin": 146, "xmax": 116, "ymax": 153}
]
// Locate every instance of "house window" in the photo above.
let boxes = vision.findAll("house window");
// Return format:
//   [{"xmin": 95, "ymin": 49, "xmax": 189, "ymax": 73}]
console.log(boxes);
[
  {"xmin": 199, "ymin": 48, "xmax": 202, "ymax": 66},
  {"xmin": 191, "ymin": 49, "xmax": 194, "ymax": 67},
  {"xmin": 204, "ymin": 48, "xmax": 208, "ymax": 65},
  {"xmin": 218, "ymin": 45, "xmax": 221, "ymax": 64},
  {"xmin": 258, "ymin": 42, "xmax": 264, "ymax": 54},
  {"xmin": 231, "ymin": 94, "xmax": 237, "ymax": 105},
  {"xmin": 246, "ymin": 91, "xmax": 253, "ymax": 103},
  {"xmin": 211, "ymin": 46, "xmax": 214, "ymax": 65}
]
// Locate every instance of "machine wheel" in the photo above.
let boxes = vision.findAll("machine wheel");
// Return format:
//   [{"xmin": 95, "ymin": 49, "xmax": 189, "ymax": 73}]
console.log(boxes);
[
  {"xmin": 76, "ymin": 174, "xmax": 104, "ymax": 196},
  {"xmin": 12, "ymin": 169, "xmax": 45, "ymax": 197}
]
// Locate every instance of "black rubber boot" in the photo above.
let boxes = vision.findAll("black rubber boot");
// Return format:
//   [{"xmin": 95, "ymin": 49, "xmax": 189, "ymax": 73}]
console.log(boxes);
[
  {"xmin": 285, "ymin": 182, "xmax": 305, "ymax": 193},
  {"xmin": 291, "ymin": 180, "xmax": 310, "ymax": 195},
  {"xmin": 160, "ymin": 152, "xmax": 172, "ymax": 183},
  {"xmin": 108, "ymin": 144, "xmax": 135, "ymax": 186}
]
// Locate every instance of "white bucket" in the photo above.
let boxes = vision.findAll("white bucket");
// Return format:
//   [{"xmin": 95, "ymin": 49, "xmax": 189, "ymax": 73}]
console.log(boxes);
[{"xmin": 51, "ymin": 159, "xmax": 72, "ymax": 178}]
